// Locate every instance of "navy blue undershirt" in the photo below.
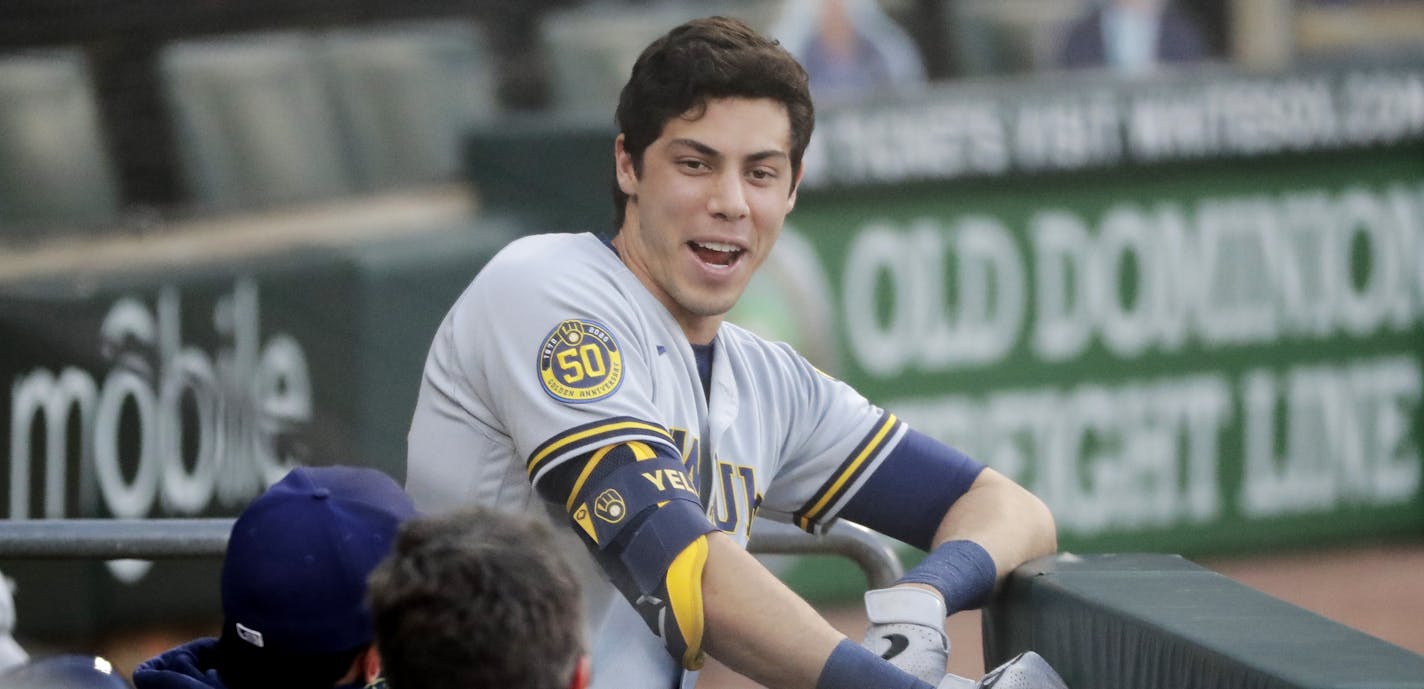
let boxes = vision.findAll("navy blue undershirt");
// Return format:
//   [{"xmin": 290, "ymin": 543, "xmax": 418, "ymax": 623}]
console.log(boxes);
[
  {"xmin": 838, "ymin": 429, "xmax": 986, "ymax": 551},
  {"xmin": 691, "ymin": 342, "xmax": 714, "ymax": 401}
]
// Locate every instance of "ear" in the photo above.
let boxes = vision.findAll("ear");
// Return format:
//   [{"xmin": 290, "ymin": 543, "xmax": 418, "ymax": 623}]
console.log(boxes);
[
  {"xmin": 787, "ymin": 165, "xmax": 805, "ymax": 212},
  {"xmin": 361, "ymin": 645, "xmax": 383, "ymax": 684},
  {"xmin": 614, "ymin": 134, "xmax": 640, "ymax": 198},
  {"xmin": 569, "ymin": 655, "xmax": 591, "ymax": 689}
]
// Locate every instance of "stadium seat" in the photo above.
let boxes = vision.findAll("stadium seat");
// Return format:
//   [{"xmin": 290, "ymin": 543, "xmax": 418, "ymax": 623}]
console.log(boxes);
[
  {"xmin": 942, "ymin": 0, "xmax": 1089, "ymax": 76},
  {"xmin": 539, "ymin": 1, "xmax": 786, "ymax": 116},
  {"xmin": 0, "ymin": 49, "xmax": 121, "ymax": 240},
  {"xmin": 318, "ymin": 20, "xmax": 500, "ymax": 192},
  {"xmin": 159, "ymin": 32, "xmax": 353, "ymax": 211}
]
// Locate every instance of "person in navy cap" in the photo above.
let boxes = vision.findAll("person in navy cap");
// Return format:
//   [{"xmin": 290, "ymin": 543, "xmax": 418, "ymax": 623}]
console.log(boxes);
[{"xmin": 132, "ymin": 465, "xmax": 418, "ymax": 689}]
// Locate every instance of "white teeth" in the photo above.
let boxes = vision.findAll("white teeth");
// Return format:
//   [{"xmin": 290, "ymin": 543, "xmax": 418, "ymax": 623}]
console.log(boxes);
[{"xmin": 693, "ymin": 241, "xmax": 740, "ymax": 252}]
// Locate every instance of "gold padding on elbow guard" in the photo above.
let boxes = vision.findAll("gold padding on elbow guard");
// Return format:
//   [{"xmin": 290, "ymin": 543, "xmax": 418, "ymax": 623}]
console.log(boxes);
[
  {"xmin": 565, "ymin": 441, "xmax": 659, "ymax": 512},
  {"xmin": 666, "ymin": 534, "xmax": 709, "ymax": 670}
]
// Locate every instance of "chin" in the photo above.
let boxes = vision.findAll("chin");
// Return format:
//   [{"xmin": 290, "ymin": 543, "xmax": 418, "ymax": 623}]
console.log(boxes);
[
  {"xmin": 673, "ymin": 280, "xmax": 750, "ymax": 318},
  {"xmin": 689, "ymin": 301, "xmax": 737, "ymax": 319},
  {"xmin": 684, "ymin": 293, "xmax": 741, "ymax": 318}
]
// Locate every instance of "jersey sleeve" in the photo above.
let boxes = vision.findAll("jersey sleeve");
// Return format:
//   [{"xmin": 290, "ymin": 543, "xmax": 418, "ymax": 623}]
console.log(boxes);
[
  {"xmin": 836, "ymin": 428, "xmax": 986, "ymax": 550},
  {"xmin": 749, "ymin": 341, "xmax": 909, "ymax": 534},
  {"xmin": 444, "ymin": 237, "xmax": 678, "ymax": 488},
  {"xmin": 751, "ymin": 343, "xmax": 987, "ymax": 543}
]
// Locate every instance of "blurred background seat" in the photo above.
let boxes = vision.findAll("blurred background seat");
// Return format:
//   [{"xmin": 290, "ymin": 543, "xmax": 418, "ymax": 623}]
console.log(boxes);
[
  {"xmin": 159, "ymin": 32, "xmax": 353, "ymax": 212},
  {"xmin": 944, "ymin": 0, "xmax": 1089, "ymax": 76},
  {"xmin": 0, "ymin": 49, "xmax": 121, "ymax": 242},
  {"xmin": 538, "ymin": 1, "xmax": 786, "ymax": 117},
  {"xmin": 318, "ymin": 20, "xmax": 500, "ymax": 192}
]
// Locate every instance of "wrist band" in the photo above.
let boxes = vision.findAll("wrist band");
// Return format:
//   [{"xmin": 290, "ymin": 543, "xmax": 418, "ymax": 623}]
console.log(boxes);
[
  {"xmin": 817, "ymin": 639, "xmax": 935, "ymax": 689},
  {"xmin": 896, "ymin": 539, "xmax": 997, "ymax": 616}
]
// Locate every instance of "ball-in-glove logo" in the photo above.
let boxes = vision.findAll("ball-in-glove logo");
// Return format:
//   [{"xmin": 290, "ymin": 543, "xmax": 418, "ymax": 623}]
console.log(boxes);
[
  {"xmin": 594, "ymin": 489, "xmax": 627, "ymax": 524},
  {"xmin": 538, "ymin": 319, "xmax": 624, "ymax": 403}
]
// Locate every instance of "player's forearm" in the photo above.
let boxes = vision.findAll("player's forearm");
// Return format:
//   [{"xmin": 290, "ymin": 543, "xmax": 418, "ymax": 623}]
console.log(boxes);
[
  {"xmin": 700, "ymin": 531, "xmax": 844, "ymax": 689},
  {"xmin": 863, "ymin": 470, "xmax": 1056, "ymax": 683},
  {"xmin": 930, "ymin": 468, "xmax": 1057, "ymax": 583}
]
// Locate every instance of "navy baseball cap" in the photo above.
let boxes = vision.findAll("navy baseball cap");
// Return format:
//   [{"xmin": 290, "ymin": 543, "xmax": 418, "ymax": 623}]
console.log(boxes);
[
  {"xmin": 220, "ymin": 465, "xmax": 417, "ymax": 657},
  {"xmin": 0, "ymin": 654, "xmax": 132, "ymax": 689}
]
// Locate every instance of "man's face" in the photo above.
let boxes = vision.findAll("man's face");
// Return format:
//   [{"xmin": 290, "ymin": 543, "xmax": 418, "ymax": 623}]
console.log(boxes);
[{"xmin": 614, "ymin": 97, "xmax": 800, "ymax": 344}]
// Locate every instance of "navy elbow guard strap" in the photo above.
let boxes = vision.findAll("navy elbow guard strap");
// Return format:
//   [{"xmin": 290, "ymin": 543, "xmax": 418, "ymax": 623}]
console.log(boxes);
[{"xmin": 561, "ymin": 442, "xmax": 717, "ymax": 669}]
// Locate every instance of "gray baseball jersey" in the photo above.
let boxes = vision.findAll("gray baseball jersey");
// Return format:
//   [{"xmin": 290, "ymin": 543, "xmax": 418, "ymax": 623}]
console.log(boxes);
[{"xmin": 406, "ymin": 232, "xmax": 907, "ymax": 689}]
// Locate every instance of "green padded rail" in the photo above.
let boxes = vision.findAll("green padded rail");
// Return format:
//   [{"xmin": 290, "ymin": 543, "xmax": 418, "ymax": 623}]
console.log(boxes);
[{"xmin": 983, "ymin": 553, "xmax": 1424, "ymax": 689}]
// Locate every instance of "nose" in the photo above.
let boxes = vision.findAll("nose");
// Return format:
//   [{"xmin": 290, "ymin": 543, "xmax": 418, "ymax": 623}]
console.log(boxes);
[{"xmin": 708, "ymin": 171, "xmax": 749, "ymax": 221}]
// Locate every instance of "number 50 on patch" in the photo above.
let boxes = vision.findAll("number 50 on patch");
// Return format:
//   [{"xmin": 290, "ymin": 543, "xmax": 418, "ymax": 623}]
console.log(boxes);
[{"xmin": 539, "ymin": 319, "xmax": 624, "ymax": 403}]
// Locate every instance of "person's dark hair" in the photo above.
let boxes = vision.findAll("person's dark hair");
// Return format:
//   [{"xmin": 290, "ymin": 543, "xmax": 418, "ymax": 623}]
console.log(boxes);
[
  {"xmin": 612, "ymin": 15, "xmax": 815, "ymax": 229},
  {"xmin": 368, "ymin": 507, "xmax": 583, "ymax": 689},
  {"xmin": 215, "ymin": 634, "xmax": 364, "ymax": 689}
]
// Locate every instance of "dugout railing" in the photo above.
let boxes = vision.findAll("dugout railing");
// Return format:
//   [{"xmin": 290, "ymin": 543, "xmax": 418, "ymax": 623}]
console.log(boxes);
[
  {"xmin": 4, "ymin": 520, "xmax": 1424, "ymax": 688},
  {"xmin": 0, "ymin": 515, "xmax": 904, "ymax": 588}
]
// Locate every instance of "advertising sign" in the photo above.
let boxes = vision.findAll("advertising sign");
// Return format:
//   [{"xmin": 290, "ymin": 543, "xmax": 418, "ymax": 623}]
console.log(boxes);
[
  {"xmin": 0, "ymin": 228, "xmax": 504, "ymax": 636},
  {"xmin": 765, "ymin": 150, "xmax": 1424, "ymax": 555}
]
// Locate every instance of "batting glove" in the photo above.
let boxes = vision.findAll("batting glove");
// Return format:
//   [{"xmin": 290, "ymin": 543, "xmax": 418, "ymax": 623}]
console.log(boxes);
[
  {"xmin": 936, "ymin": 651, "xmax": 1069, "ymax": 689},
  {"xmin": 861, "ymin": 586, "xmax": 950, "ymax": 684}
]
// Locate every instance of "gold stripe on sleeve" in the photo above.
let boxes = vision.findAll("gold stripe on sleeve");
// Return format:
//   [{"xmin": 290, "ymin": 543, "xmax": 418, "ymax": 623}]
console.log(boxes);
[
  {"xmin": 797, "ymin": 413, "xmax": 898, "ymax": 531},
  {"xmin": 526, "ymin": 419, "xmax": 672, "ymax": 478}
]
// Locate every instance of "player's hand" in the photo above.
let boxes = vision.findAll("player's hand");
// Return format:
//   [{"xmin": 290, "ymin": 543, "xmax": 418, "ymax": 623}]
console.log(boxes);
[
  {"xmin": 860, "ymin": 586, "xmax": 949, "ymax": 684},
  {"xmin": 936, "ymin": 651, "xmax": 1070, "ymax": 689}
]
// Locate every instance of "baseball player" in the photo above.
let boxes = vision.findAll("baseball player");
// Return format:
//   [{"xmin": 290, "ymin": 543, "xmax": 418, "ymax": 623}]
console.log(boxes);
[{"xmin": 406, "ymin": 16, "xmax": 1060, "ymax": 689}]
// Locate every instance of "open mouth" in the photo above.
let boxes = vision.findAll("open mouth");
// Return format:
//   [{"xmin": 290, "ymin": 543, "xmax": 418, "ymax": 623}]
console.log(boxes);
[{"xmin": 689, "ymin": 240, "xmax": 744, "ymax": 267}]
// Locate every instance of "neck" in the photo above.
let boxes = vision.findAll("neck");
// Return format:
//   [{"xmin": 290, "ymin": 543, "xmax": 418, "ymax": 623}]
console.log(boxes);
[
  {"xmin": 680, "ymin": 316, "xmax": 722, "ymax": 346},
  {"xmin": 334, "ymin": 646, "xmax": 378, "ymax": 687},
  {"xmin": 611, "ymin": 229, "xmax": 723, "ymax": 345}
]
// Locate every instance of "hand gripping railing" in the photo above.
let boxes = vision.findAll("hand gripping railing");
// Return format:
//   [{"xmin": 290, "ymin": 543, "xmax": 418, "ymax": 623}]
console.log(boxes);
[{"xmin": 0, "ymin": 516, "xmax": 904, "ymax": 589}]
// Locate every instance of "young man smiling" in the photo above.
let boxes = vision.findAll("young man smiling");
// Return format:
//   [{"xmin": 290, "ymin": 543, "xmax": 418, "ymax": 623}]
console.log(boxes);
[
  {"xmin": 610, "ymin": 95, "xmax": 796, "ymax": 342},
  {"xmin": 407, "ymin": 16, "xmax": 1059, "ymax": 689}
]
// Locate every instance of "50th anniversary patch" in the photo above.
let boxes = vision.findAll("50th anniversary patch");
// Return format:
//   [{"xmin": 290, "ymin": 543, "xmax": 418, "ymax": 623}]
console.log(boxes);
[{"xmin": 539, "ymin": 319, "xmax": 624, "ymax": 403}]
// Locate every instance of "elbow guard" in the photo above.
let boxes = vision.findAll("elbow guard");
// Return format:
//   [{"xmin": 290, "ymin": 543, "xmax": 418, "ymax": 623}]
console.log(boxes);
[{"xmin": 551, "ymin": 441, "xmax": 717, "ymax": 669}]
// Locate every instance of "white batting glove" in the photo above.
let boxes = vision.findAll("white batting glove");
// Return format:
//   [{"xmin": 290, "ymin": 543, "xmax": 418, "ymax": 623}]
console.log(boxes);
[
  {"xmin": 936, "ymin": 673, "xmax": 975, "ymax": 689},
  {"xmin": 861, "ymin": 587, "xmax": 949, "ymax": 684},
  {"xmin": 937, "ymin": 651, "xmax": 1069, "ymax": 689}
]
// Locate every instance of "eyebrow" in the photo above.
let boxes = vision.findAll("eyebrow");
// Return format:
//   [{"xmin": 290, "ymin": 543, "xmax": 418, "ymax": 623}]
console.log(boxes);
[{"xmin": 669, "ymin": 138, "xmax": 789, "ymax": 164}]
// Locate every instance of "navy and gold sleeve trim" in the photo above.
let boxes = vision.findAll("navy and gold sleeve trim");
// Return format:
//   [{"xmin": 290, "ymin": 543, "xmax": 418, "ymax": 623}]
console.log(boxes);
[
  {"xmin": 792, "ymin": 412, "xmax": 905, "ymax": 533},
  {"xmin": 526, "ymin": 416, "xmax": 675, "ymax": 483}
]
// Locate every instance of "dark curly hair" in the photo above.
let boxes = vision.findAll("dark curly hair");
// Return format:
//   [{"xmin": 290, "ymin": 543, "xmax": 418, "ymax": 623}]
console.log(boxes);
[
  {"xmin": 612, "ymin": 15, "xmax": 815, "ymax": 229},
  {"xmin": 368, "ymin": 507, "xmax": 583, "ymax": 689}
]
